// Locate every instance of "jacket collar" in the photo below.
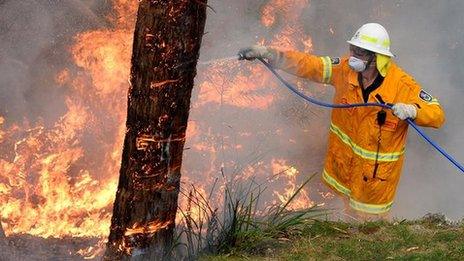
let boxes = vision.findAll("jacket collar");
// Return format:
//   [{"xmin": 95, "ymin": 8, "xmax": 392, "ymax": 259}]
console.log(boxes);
[{"xmin": 348, "ymin": 61, "xmax": 396, "ymax": 88}]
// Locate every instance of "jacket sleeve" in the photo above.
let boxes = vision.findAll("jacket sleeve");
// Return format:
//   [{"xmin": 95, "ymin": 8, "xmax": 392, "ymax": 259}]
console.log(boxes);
[
  {"xmin": 270, "ymin": 50, "xmax": 337, "ymax": 85},
  {"xmin": 403, "ymin": 77, "xmax": 445, "ymax": 128}
]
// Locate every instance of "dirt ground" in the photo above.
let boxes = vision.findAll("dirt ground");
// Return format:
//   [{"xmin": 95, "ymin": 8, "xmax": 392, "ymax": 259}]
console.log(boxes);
[{"xmin": 0, "ymin": 235, "xmax": 103, "ymax": 260}]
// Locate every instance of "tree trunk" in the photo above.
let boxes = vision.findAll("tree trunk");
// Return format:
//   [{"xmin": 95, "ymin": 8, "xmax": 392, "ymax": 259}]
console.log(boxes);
[
  {"xmin": 0, "ymin": 222, "xmax": 5, "ymax": 238},
  {"xmin": 104, "ymin": 1, "xmax": 208, "ymax": 260}
]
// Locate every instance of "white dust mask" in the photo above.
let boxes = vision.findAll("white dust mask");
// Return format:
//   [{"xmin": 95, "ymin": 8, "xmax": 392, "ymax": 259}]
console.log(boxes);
[{"xmin": 348, "ymin": 56, "xmax": 367, "ymax": 72}]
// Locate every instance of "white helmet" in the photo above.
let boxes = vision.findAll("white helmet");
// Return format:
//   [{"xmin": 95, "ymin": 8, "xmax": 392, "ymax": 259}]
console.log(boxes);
[{"xmin": 347, "ymin": 23, "xmax": 394, "ymax": 57}]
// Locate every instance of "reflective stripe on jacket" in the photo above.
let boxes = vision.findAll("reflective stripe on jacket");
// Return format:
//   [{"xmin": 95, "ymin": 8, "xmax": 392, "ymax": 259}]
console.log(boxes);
[{"xmin": 272, "ymin": 50, "xmax": 445, "ymax": 214}]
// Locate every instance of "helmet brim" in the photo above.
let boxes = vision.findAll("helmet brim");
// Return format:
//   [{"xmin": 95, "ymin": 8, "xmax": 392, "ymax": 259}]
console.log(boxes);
[{"xmin": 347, "ymin": 40, "xmax": 395, "ymax": 57}]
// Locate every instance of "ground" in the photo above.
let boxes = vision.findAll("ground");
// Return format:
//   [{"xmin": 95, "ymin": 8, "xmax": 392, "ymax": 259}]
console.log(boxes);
[
  {"xmin": 0, "ymin": 214, "xmax": 463, "ymax": 260},
  {"xmin": 0, "ymin": 235, "xmax": 101, "ymax": 260},
  {"xmin": 201, "ymin": 214, "xmax": 464, "ymax": 261}
]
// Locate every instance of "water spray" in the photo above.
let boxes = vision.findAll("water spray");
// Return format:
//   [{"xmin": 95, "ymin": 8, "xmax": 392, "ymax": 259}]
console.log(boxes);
[{"xmin": 198, "ymin": 56, "xmax": 239, "ymax": 65}]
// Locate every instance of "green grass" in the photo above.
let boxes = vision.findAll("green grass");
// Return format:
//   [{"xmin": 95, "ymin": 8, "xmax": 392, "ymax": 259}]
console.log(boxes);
[{"xmin": 200, "ymin": 215, "xmax": 464, "ymax": 260}]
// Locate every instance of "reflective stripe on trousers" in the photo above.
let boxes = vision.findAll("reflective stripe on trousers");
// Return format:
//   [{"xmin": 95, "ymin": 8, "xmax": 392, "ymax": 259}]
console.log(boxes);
[
  {"xmin": 349, "ymin": 198, "xmax": 393, "ymax": 214},
  {"xmin": 322, "ymin": 169, "xmax": 351, "ymax": 196},
  {"xmin": 323, "ymin": 169, "xmax": 394, "ymax": 214}
]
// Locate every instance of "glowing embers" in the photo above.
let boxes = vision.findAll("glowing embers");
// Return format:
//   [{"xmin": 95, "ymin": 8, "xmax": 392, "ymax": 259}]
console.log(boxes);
[
  {"xmin": 150, "ymin": 79, "xmax": 179, "ymax": 89},
  {"xmin": 135, "ymin": 133, "xmax": 186, "ymax": 151},
  {"xmin": 112, "ymin": 220, "xmax": 172, "ymax": 256},
  {"xmin": 144, "ymin": 33, "xmax": 155, "ymax": 48},
  {"xmin": 136, "ymin": 134, "xmax": 159, "ymax": 151},
  {"xmin": 124, "ymin": 220, "xmax": 171, "ymax": 237}
]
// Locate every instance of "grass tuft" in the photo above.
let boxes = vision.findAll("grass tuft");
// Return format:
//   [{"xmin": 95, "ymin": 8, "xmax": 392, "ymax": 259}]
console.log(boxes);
[{"xmin": 174, "ymin": 172, "xmax": 326, "ymax": 260}]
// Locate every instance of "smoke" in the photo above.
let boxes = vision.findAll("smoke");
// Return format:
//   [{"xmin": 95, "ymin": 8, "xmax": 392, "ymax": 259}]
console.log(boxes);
[
  {"xmin": 299, "ymin": 0, "xmax": 464, "ymax": 220},
  {"xmin": 0, "ymin": 0, "xmax": 463, "ymax": 252},
  {"xmin": 0, "ymin": 0, "xmax": 110, "ymax": 124},
  {"xmin": 377, "ymin": 0, "xmax": 464, "ymax": 220},
  {"xmin": 194, "ymin": 0, "xmax": 464, "ymax": 220},
  {"xmin": 0, "ymin": 0, "xmax": 463, "ymax": 259}
]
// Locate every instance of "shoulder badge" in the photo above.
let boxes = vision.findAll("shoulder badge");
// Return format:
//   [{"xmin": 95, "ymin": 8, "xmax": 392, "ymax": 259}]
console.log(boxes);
[
  {"xmin": 330, "ymin": 57, "xmax": 340, "ymax": 65},
  {"xmin": 419, "ymin": 90, "xmax": 433, "ymax": 102}
]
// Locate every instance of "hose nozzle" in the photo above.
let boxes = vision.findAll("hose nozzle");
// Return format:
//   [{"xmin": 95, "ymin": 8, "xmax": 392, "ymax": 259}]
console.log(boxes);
[{"xmin": 237, "ymin": 53, "xmax": 245, "ymax": 60}]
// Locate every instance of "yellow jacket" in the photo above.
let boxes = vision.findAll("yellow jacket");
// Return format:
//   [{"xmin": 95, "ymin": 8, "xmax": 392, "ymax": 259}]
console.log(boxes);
[{"xmin": 272, "ymin": 51, "xmax": 445, "ymax": 214}]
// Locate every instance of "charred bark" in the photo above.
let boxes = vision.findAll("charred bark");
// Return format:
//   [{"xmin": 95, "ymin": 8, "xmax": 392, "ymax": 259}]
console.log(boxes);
[
  {"xmin": 0, "ymin": 222, "xmax": 5, "ymax": 238},
  {"xmin": 104, "ymin": 1, "xmax": 207, "ymax": 260}
]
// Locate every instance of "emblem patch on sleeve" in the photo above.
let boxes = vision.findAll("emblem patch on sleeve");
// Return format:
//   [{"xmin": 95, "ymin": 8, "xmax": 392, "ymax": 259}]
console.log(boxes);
[
  {"xmin": 330, "ymin": 57, "xmax": 340, "ymax": 65},
  {"xmin": 419, "ymin": 90, "xmax": 433, "ymax": 102}
]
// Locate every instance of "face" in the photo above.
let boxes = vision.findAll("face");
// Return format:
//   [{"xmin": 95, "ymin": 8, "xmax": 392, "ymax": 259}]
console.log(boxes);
[
  {"xmin": 349, "ymin": 45, "xmax": 376, "ymax": 67},
  {"xmin": 349, "ymin": 45, "xmax": 374, "ymax": 60}
]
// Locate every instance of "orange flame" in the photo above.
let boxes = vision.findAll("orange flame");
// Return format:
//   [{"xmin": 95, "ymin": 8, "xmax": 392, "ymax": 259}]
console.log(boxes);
[
  {"xmin": 124, "ymin": 220, "xmax": 172, "ymax": 237},
  {"xmin": 0, "ymin": 0, "xmax": 136, "ymax": 238},
  {"xmin": 0, "ymin": 0, "xmax": 322, "ymax": 243},
  {"xmin": 272, "ymin": 159, "xmax": 313, "ymax": 210}
]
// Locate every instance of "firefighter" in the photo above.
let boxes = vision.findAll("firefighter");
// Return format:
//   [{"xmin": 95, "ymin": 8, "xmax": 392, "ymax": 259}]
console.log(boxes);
[{"xmin": 238, "ymin": 23, "xmax": 445, "ymax": 215}]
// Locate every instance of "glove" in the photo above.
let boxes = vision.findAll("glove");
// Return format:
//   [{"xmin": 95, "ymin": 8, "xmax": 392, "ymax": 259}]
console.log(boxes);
[
  {"xmin": 238, "ymin": 45, "xmax": 275, "ymax": 61},
  {"xmin": 392, "ymin": 103, "xmax": 417, "ymax": 120}
]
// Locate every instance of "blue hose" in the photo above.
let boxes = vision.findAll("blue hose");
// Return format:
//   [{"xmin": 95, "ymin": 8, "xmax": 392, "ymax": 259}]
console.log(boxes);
[{"xmin": 256, "ymin": 58, "xmax": 464, "ymax": 173}]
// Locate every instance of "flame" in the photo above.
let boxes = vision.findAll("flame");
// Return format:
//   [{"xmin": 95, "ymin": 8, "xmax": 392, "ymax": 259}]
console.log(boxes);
[
  {"xmin": 0, "ymin": 0, "xmax": 323, "ymax": 246},
  {"xmin": 195, "ymin": 59, "xmax": 278, "ymax": 110},
  {"xmin": 271, "ymin": 159, "xmax": 313, "ymax": 210},
  {"xmin": 124, "ymin": 220, "xmax": 172, "ymax": 237},
  {"xmin": 186, "ymin": 0, "xmax": 318, "ymax": 216},
  {"xmin": 0, "ymin": 98, "xmax": 119, "ymax": 237},
  {"xmin": 0, "ymin": 0, "xmax": 136, "ymax": 238},
  {"xmin": 261, "ymin": 0, "xmax": 311, "ymax": 51}
]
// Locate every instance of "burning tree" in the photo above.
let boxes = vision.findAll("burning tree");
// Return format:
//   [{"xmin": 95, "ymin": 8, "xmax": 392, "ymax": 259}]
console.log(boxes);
[{"xmin": 104, "ymin": 0, "xmax": 208, "ymax": 259}]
